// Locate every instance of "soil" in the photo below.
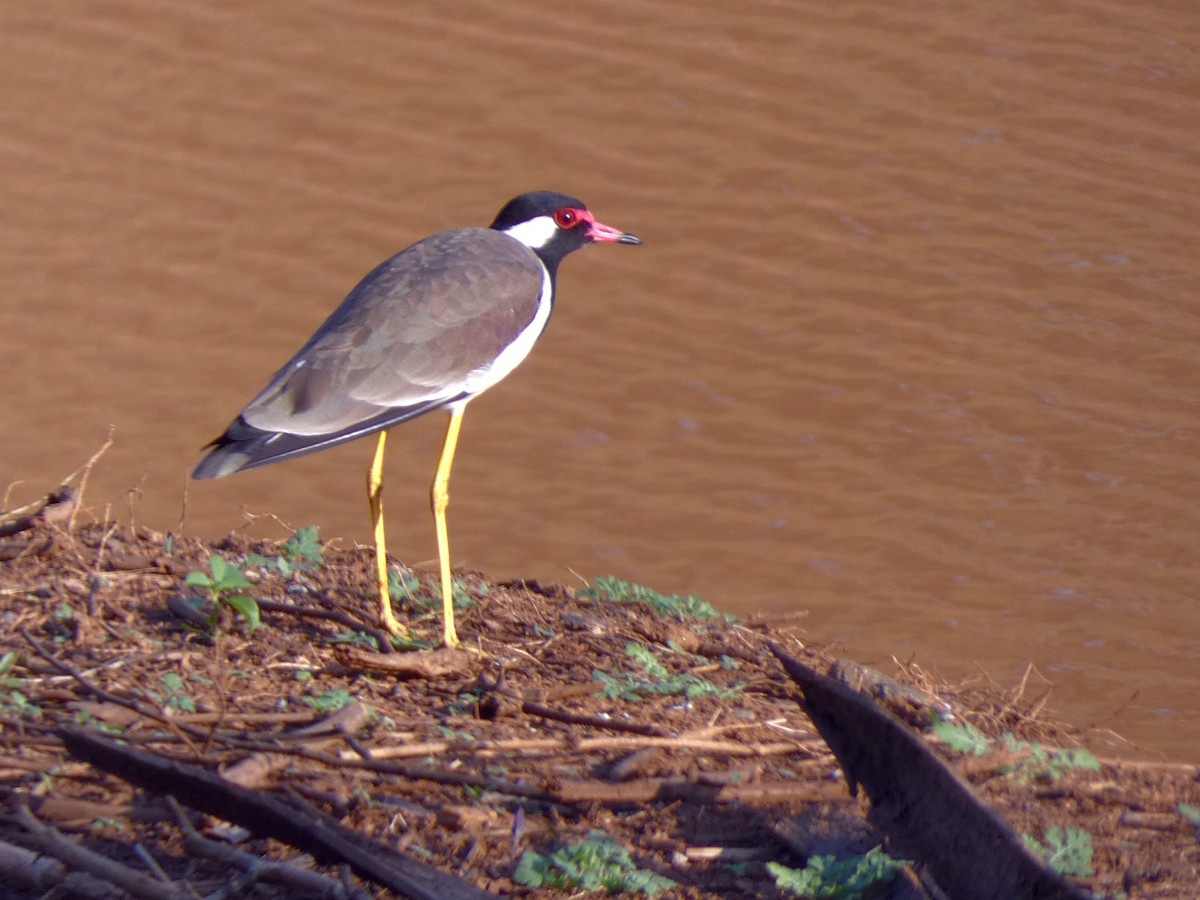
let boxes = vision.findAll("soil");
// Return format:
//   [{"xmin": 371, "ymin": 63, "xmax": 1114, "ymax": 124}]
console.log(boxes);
[{"xmin": 1, "ymin": 500, "xmax": 1199, "ymax": 898}]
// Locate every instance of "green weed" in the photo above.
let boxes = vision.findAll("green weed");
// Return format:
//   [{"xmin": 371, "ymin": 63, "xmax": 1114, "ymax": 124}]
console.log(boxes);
[
  {"xmin": 768, "ymin": 846, "xmax": 908, "ymax": 898},
  {"xmin": 158, "ymin": 673, "xmax": 196, "ymax": 714},
  {"xmin": 328, "ymin": 630, "xmax": 384, "ymax": 650},
  {"xmin": 929, "ymin": 719, "xmax": 992, "ymax": 756},
  {"xmin": 929, "ymin": 720, "xmax": 1100, "ymax": 782},
  {"xmin": 245, "ymin": 525, "xmax": 324, "ymax": 578},
  {"xmin": 396, "ymin": 571, "xmax": 481, "ymax": 614},
  {"xmin": 435, "ymin": 726, "xmax": 476, "ymax": 742},
  {"xmin": 593, "ymin": 642, "xmax": 743, "ymax": 702},
  {"xmin": 1022, "ymin": 826, "xmax": 1094, "ymax": 877},
  {"xmin": 0, "ymin": 654, "xmax": 40, "ymax": 718},
  {"xmin": 1178, "ymin": 803, "xmax": 1200, "ymax": 840},
  {"xmin": 388, "ymin": 568, "xmax": 422, "ymax": 601},
  {"xmin": 448, "ymin": 688, "xmax": 486, "ymax": 716},
  {"xmin": 302, "ymin": 689, "xmax": 354, "ymax": 712},
  {"xmin": 185, "ymin": 555, "xmax": 261, "ymax": 633},
  {"xmin": 1000, "ymin": 735, "xmax": 1100, "ymax": 782},
  {"xmin": 0, "ymin": 690, "xmax": 41, "ymax": 719},
  {"xmin": 514, "ymin": 831, "xmax": 676, "ymax": 896},
  {"xmin": 582, "ymin": 576, "xmax": 735, "ymax": 622}
]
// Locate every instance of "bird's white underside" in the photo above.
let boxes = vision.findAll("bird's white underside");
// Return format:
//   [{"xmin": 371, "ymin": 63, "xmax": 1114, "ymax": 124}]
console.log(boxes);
[
  {"xmin": 457, "ymin": 262, "xmax": 553, "ymax": 398},
  {"xmin": 390, "ymin": 224, "xmax": 556, "ymax": 406}
]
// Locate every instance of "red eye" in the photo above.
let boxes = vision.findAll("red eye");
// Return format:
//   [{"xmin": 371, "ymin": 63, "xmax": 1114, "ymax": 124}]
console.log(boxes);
[{"xmin": 554, "ymin": 207, "xmax": 583, "ymax": 229}]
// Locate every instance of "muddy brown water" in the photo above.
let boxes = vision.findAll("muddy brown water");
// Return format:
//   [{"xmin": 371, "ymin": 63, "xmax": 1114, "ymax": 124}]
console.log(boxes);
[{"xmin": 1, "ymin": 2, "xmax": 1197, "ymax": 759}]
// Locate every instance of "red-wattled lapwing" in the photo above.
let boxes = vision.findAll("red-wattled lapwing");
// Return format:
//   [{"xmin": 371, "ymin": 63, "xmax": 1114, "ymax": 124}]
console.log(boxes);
[{"xmin": 193, "ymin": 191, "xmax": 641, "ymax": 648}]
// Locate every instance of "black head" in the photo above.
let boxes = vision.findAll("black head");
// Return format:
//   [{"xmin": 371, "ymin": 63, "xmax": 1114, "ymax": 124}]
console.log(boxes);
[{"xmin": 490, "ymin": 191, "xmax": 641, "ymax": 274}]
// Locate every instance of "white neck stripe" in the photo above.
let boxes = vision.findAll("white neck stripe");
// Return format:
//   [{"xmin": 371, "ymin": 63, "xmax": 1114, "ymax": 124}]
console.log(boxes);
[{"xmin": 502, "ymin": 214, "xmax": 559, "ymax": 250}]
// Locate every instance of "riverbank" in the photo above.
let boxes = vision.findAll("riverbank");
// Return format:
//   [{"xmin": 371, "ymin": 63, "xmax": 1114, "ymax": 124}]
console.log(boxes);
[{"xmin": 0, "ymin": 494, "xmax": 1197, "ymax": 897}]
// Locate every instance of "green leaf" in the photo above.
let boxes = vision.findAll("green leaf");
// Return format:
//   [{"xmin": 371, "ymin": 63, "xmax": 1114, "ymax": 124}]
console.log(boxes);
[
  {"xmin": 514, "ymin": 832, "xmax": 675, "ymax": 896},
  {"xmin": 513, "ymin": 851, "xmax": 550, "ymax": 888},
  {"xmin": 160, "ymin": 673, "xmax": 185, "ymax": 693},
  {"xmin": 1179, "ymin": 803, "xmax": 1200, "ymax": 827},
  {"xmin": 159, "ymin": 673, "xmax": 196, "ymax": 713},
  {"xmin": 222, "ymin": 594, "xmax": 261, "ymax": 632},
  {"xmin": 582, "ymin": 576, "xmax": 735, "ymax": 622},
  {"xmin": 626, "ymin": 642, "xmax": 669, "ymax": 679},
  {"xmin": 1053, "ymin": 747, "xmax": 1100, "ymax": 772},
  {"xmin": 1022, "ymin": 827, "xmax": 1093, "ymax": 877},
  {"xmin": 185, "ymin": 571, "xmax": 213, "ymax": 588},
  {"xmin": 769, "ymin": 847, "xmax": 907, "ymax": 898},
  {"xmin": 282, "ymin": 525, "xmax": 323, "ymax": 567},
  {"xmin": 302, "ymin": 689, "xmax": 354, "ymax": 712},
  {"xmin": 999, "ymin": 734, "xmax": 1101, "ymax": 781},
  {"xmin": 930, "ymin": 720, "xmax": 992, "ymax": 755},
  {"xmin": 209, "ymin": 555, "xmax": 230, "ymax": 581},
  {"xmin": 220, "ymin": 561, "xmax": 254, "ymax": 590}
]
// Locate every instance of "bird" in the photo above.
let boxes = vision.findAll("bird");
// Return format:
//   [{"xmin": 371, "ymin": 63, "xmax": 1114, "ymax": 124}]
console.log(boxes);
[{"xmin": 192, "ymin": 191, "xmax": 641, "ymax": 648}]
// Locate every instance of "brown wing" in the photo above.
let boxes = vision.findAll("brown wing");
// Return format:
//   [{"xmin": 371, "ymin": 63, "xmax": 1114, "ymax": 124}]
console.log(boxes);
[{"xmin": 241, "ymin": 228, "xmax": 546, "ymax": 436}]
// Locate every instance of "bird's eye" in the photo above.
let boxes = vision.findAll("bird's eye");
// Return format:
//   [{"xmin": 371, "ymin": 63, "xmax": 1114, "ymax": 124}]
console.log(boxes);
[{"xmin": 554, "ymin": 208, "xmax": 582, "ymax": 229}]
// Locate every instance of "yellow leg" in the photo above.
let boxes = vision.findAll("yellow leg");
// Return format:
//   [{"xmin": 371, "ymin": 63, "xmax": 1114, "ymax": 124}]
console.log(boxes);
[
  {"xmin": 368, "ymin": 430, "xmax": 406, "ymax": 636},
  {"xmin": 432, "ymin": 408, "xmax": 465, "ymax": 648}
]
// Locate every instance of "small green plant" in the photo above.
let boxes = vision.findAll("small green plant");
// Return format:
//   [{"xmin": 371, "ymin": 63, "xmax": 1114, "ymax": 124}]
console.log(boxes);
[
  {"xmin": 0, "ymin": 690, "xmax": 41, "ymax": 719},
  {"xmin": 245, "ymin": 526, "xmax": 324, "ymax": 578},
  {"xmin": 399, "ymin": 572, "xmax": 480, "ymax": 613},
  {"xmin": 582, "ymin": 576, "xmax": 735, "ymax": 622},
  {"xmin": 1023, "ymin": 826, "xmax": 1094, "ymax": 877},
  {"xmin": 594, "ymin": 642, "xmax": 743, "ymax": 702},
  {"xmin": 158, "ymin": 673, "xmax": 196, "ymax": 714},
  {"xmin": 328, "ymin": 630, "xmax": 384, "ymax": 650},
  {"xmin": 302, "ymin": 689, "xmax": 354, "ymax": 712},
  {"xmin": 928, "ymin": 721, "xmax": 1101, "ymax": 782},
  {"xmin": 514, "ymin": 831, "xmax": 676, "ymax": 896},
  {"xmin": 388, "ymin": 568, "xmax": 422, "ymax": 601},
  {"xmin": 1001, "ymin": 735, "xmax": 1100, "ymax": 782},
  {"xmin": 185, "ymin": 555, "xmax": 261, "ymax": 633},
  {"xmin": 0, "ymin": 654, "xmax": 42, "ymax": 718},
  {"xmin": 451, "ymin": 576, "xmax": 483, "ymax": 610},
  {"xmin": 768, "ymin": 846, "xmax": 908, "ymax": 898},
  {"xmin": 436, "ymin": 726, "xmax": 476, "ymax": 742},
  {"xmin": 448, "ymin": 688, "xmax": 486, "ymax": 716},
  {"xmin": 1178, "ymin": 803, "xmax": 1200, "ymax": 840},
  {"xmin": 929, "ymin": 719, "xmax": 992, "ymax": 756},
  {"xmin": 89, "ymin": 817, "xmax": 127, "ymax": 832}
]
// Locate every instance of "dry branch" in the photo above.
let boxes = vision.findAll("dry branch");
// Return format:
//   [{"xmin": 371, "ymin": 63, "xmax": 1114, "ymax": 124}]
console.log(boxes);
[
  {"xmin": 771, "ymin": 644, "xmax": 1092, "ymax": 900},
  {"xmin": 57, "ymin": 728, "xmax": 500, "ymax": 900},
  {"xmin": 15, "ymin": 805, "xmax": 191, "ymax": 899}
]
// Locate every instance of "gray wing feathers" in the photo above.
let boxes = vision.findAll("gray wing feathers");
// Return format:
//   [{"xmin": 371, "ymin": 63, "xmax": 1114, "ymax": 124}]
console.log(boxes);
[{"xmin": 241, "ymin": 229, "xmax": 544, "ymax": 436}]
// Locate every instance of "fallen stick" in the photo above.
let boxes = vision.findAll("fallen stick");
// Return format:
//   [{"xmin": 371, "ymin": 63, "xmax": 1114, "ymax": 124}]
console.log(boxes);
[
  {"xmin": 0, "ymin": 834, "xmax": 68, "ymax": 892},
  {"xmin": 165, "ymin": 797, "xmax": 373, "ymax": 899},
  {"xmin": 770, "ymin": 643, "xmax": 1091, "ymax": 900},
  {"xmin": 15, "ymin": 805, "xmax": 191, "ymax": 900},
  {"xmin": 57, "ymin": 727, "xmax": 500, "ymax": 900},
  {"xmin": 351, "ymin": 733, "xmax": 806, "ymax": 762}
]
